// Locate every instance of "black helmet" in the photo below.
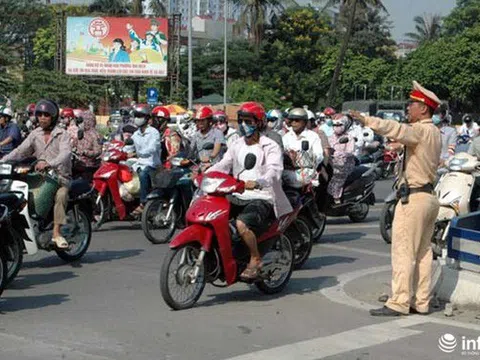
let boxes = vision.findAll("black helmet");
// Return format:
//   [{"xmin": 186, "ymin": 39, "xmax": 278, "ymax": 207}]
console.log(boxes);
[
  {"xmin": 35, "ymin": 99, "xmax": 60, "ymax": 129},
  {"xmin": 463, "ymin": 114, "xmax": 473, "ymax": 123}
]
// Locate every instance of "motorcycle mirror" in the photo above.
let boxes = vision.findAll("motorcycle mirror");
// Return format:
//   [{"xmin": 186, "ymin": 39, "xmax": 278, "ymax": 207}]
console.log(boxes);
[
  {"xmin": 77, "ymin": 129, "xmax": 84, "ymax": 141},
  {"xmin": 301, "ymin": 140, "xmax": 310, "ymax": 151},
  {"xmin": 244, "ymin": 153, "xmax": 257, "ymax": 170},
  {"xmin": 202, "ymin": 142, "xmax": 214, "ymax": 150},
  {"xmin": 339, "ymin": 136, "xmax": 349, "ymax": 144},
  {"xmin": 124, "ymin": 138, "xmax": 134, "ymax": 146}
]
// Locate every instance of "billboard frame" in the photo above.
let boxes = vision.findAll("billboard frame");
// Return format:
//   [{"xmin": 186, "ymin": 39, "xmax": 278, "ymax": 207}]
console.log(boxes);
[{"xmin": 55, "ymin": 12, "xmax": 181, "ymax": 98}]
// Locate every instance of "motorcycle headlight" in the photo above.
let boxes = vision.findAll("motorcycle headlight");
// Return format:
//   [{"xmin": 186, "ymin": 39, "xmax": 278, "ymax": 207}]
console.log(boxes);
[{"xmin": 200, "ymin": 177, "xmax": 225, "ymax": 194}]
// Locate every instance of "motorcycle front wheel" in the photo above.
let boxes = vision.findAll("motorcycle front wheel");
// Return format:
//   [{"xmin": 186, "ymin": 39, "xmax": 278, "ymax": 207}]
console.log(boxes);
[
  {"xmin": 288, "ymin": 216, "xmax": 312, "ymax": 270},
  {"xmin": 160, "ymin": 244, "xmax": 206, "ymax": 310},
  {"xmin": 380, "ymin": 202, "xmax": 396, "ymax": 244},
  {"xmin": 92, "ymin": 193, "xmax": 108, "ymax": 231},
  {"xmin": 142, "ymin": 199, "xmax": 178, "ymax": 244},
  {"xmin": 348, "ymin": 203, "xmax": 369, "ymax": 223},
  {"xmin": 0, "ymin": 248, "xmax": 7, "ymax": 297},
  {"xmin": 5, "ymin": 234, "xmax": 23, "ymax": 285}
]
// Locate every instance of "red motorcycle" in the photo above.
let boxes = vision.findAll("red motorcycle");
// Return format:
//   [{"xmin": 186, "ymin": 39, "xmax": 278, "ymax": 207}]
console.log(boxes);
[
  {"xmin": 160, "ymin": 154, "xmax": 296, "ymax": 310},
  {"xmin": 92, "ymin": 140, "xmax": 141, "ymax": 230},
  {"xmin": 382, "ymin": 143, "xmax": 400, "ymax": 179}
]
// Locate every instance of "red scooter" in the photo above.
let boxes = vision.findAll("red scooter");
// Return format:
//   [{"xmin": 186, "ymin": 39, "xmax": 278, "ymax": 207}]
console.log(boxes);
[
  {"xmin": 92, "ymin": 140, "xmax": 141, "ymax": 230},
  {"xmin": 160, "ymin": 154, "xmax": 296, "ymax": 310},
  {"xmin": 382, "ymin": 142, "xmax": 400, "ymax": 179}
]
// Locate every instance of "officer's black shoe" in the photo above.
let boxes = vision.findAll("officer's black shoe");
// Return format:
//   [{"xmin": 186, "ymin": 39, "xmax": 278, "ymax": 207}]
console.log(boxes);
[
  {"xmin": 409, "ymin": 307, "xmax": 429, "ymax": 315},
  {"xmin": 369, "ymin": 306, "xmax": 404, "ymax": 317}
]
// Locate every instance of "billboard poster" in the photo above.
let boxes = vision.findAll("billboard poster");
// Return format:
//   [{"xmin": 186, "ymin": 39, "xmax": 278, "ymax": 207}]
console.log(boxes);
[{"xmin": 66, "ymin": 17, "xmax": 168, "ymax": 77}]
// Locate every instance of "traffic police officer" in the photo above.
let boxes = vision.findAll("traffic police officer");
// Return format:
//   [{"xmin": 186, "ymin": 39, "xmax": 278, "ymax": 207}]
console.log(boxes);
[{"xmin": 351, "ymin": 81, "xmax": 442, "ymax": 316}]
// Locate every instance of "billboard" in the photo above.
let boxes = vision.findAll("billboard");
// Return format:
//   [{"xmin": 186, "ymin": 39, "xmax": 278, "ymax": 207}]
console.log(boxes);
[{"xmin": 66, "ymin": 17, "xmax": 168, "ymax": 77}]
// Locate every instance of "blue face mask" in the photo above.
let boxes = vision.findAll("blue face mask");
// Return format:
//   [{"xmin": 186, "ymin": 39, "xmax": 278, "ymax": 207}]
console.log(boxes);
[
  {"xmin": 326, "ymin": 119, "xmax": 333, "ymax": 126},
  {"xmin": 240, "ymin": 122, "xmax": 257, "ymax": 137},
  {"xmin": 432, "ymin": 115, "xmax": 441, "ymax": 125}
]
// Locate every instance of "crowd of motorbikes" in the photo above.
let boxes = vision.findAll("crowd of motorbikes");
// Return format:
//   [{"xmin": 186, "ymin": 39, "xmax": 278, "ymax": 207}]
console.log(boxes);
[{"xmin": 4, "ymin": 104, "xmax": 475, "ymax": 311}]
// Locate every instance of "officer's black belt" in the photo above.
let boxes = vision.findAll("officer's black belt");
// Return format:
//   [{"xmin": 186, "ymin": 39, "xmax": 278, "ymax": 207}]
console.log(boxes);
[{"xmin": 409, "ymin": 184, "xmax": 434, "ymax": 195}]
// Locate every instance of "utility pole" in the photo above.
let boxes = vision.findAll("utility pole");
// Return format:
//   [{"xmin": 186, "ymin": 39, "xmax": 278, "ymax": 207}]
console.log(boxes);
[
  {"xmin": 188, "ymin": 0, "xmax": 193, "ymax": 109},
  {"xmin": 223, "ymin": 0, "xmax": 228, "ymax": 109}
]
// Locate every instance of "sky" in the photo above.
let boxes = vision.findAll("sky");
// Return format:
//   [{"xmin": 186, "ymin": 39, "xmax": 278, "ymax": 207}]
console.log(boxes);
[{"xmin": 382, "ymin": 0, "xmax": 457, "ymax": 41}]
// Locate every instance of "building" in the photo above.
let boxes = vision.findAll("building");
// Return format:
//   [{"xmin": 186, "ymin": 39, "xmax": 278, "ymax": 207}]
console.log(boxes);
[{"xmin": 395, "ymin": 42, "xmax": 418, "ymax": 58}]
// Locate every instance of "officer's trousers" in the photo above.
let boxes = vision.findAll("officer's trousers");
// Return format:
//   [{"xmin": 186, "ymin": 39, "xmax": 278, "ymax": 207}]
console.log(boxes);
[{"xmin": 385, "ymin": 192, "xmax": 440, "ymax": 314}]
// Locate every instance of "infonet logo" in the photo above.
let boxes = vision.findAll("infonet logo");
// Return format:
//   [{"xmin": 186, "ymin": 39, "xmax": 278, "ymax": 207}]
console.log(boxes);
[{"xmin": 438, "ymin": 333, "xmax": 480, "ymax": 356}]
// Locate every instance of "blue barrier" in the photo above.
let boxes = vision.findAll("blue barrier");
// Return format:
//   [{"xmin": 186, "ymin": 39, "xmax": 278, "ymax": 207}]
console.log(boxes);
[{"xmin": 447, "ymin": 211, "xmax": 480, "ymax": 272}]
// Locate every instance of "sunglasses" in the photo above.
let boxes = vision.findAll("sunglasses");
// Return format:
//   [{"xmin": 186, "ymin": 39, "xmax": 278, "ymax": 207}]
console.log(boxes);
[
  {"xmin": 289, "ymin": 118, "xmax": 304, "ymax": 123},
  {"xmin": 332, "ymin": 123, "xmax": 344, "ymax": 127},
  {"xmin": 35, "ymin": 111, "xmax": 52, "ymax": 118},
  {"xmin": 237, "ymin": 117, "xmax": 256, "ymax": 125},
  {"xmin": 267, "ymin": 117, "xmax": 278, "ymax": 122}
]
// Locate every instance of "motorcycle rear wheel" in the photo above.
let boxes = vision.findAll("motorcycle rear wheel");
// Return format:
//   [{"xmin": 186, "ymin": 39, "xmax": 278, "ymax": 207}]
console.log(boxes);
[
  {"xmin": 348, "ymin": 203, "xmax": 369, "ymax": 222},
  {"xmin": 256, "ymin": 234, "xmax": 294, "ymax": 294},
  {"xmin": 142, "ymin": 199, "xmax": 178, "ymax": 244},
  {"xmin": 160, "ymin": 244, "xmax": 206, "ymax": 310}
]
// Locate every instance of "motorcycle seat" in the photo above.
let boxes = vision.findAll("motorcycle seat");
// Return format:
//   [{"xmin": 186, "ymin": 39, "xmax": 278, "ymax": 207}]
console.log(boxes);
[
  {"xmin": 0, "ymin": 192, "xmax": 24, "ymax": 213},
  {"xmin": 69, "ymin": 179, "xmax": 94, "ymax": 200},
  {"xmin": 344, "ymin": 166, "xmax": 370, "ymax": 187}
]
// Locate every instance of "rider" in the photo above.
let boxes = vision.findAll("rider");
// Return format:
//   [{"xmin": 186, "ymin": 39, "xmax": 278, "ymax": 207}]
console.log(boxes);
[
  {"xmin": 213, "ymin": 110, "xmax": 239, "ymax": 148},
  {"xmin": 459, "ymin": 114, "xmax": 479, "ymax": 138},
  {"xmin": 0, "ymin": 107, "xmax": 21, "ymax": 157},
  {"xmin": 25, "ymin": 103, "xmax": 37, "ymax": 132},
  {"xmin": 152, "ymin": 105, "xmax": 185, "ymax": 169},
  {"xmin": 2, "ymin": 100, "xmax": 72, "ymax": 249},
  {"xmin": 72, "ymin": 110, "xmax": 102, "ymax": 180},
  {"xmin": 266, "ymin": 109, "xmax": 284, "ymax": 134},
  {"xmin": 130, "ymin": 104, "xmax": 162, "ymax": 215},
  {"xmin": 208, "ymin": 102, "xmax": 292, "ymax": 280},
  {"xmin": 60, "ymin": 108, "xmax": 78, "ymax": 143},
  {"xmin": 187, "ymin": 106, "xmax": 225, "ymax": 165},
  {"xmin": 328, "ymin": 114, "xmax": 356, "ymax": 204},
  {"xmin": 319, "ymin": 107, "xmax": 335, "ymax": 137},
  {"xmin": 435, "ymin": 113, "xmax": 457, "ymax": 163},
  {"xmin": 282, "ymin": 108, "xmax": 324, "ymax": 188}
]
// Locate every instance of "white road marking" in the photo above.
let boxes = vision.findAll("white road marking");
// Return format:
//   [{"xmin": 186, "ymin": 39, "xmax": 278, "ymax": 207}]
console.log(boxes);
[
  {"xmin": 318, "ymin": 243, "xmax": 390, "ymax": 258},
  {"xmin": 224, "ymin": 318, "xmax": 423, "ymax": 360}
]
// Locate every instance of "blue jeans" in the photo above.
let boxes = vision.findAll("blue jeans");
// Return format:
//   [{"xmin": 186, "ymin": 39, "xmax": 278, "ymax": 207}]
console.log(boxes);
[{"xmin": 138, "ymin": 167, "xmax": 155, "ymax": 204}]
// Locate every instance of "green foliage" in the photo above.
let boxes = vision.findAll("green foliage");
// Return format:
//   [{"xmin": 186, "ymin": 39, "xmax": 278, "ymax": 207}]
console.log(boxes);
[
  {"xmin": 443, "ymin": 0, "xmax": 480, "ymax": 36},
  {"xmin": 21, "ymin": 69, "xmax": 103, "ymax": 108},
  {"xmin": 404, "ymin": 14, "xmax": 443, "ymax": 44},
  {"xmin": 228, "ymin": 79, "xmax": 291, "ymax": 109},
  {"xmin": 88, "ymin": 0, "xmax": 130, "ymax": 15}
]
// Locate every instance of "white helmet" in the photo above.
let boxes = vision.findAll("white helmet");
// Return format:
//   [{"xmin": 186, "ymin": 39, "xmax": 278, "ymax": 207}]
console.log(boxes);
[
  {"xmin": 306, "ymin": 110, "xmax": 315, "ymax": 121},
  {"xmin": 0, "ymin": 107, "xmax": 13, "ymax": 119},
  {"xmin": 266, "ymin": 109, "xmax": 283, "ymax": 131}
]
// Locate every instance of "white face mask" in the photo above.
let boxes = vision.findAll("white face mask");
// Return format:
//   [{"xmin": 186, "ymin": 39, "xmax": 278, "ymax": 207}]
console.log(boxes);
[
  {"xmin": 134, "ymin": 117, "xmax": 146, "ymax": 127},
  {"xmin": 217, "ymin": 123, "xmax": 227, "ymax": 132}
]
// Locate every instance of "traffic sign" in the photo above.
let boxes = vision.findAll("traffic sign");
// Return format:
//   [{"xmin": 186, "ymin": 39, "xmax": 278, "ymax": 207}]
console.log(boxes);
[{"xmin": 147, "ymin": 87, "xmax": 159, "ymax": 105}]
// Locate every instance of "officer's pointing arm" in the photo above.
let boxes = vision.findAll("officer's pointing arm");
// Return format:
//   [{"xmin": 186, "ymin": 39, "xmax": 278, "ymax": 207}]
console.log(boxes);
[{"xmin": 362, "ymin": 117, "xmax": 420, "ymax": 147}]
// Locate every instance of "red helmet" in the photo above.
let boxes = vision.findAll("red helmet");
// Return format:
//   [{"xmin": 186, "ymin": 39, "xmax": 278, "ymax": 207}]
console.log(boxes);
[
  {"xmin": 152, "ymin": 106, "xmax": 170, "ymax": 119},
  {"xmin": 194, "ymin": 106, "xmax": 214, "ymax": 120},
  {"xmin": 61, "ymin": 107, "xmax": 75, "ymax": 119},
  {"xmin": 26, "ymin": 103, "xmax": 36, "ymax": 115},
  {"xmin": 238, "ymin": 102, "xmax": 265, "ymax": 121},
  {"xmin": 212, "ymin": 110, "xmax": 227, "ymax": 123},
  {"xmin": 323, "ymin": 107, "xmax": 336, "ymax": 117}
]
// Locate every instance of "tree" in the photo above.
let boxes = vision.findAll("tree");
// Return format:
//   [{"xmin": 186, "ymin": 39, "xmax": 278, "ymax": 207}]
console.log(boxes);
[
  {"xmin": 149, "ymin": 0, "xmax": 168, "ymax": 17},
  {"xmin": 228, "ymin": 80, "xmax": 291, "ymax": 109},
  {"xmin": 232, "ymin": 0, "xmax": 297, "ymax": 48},
  {"xmin": 405, "ymin": 13, "xmax": 442, "ymax": 44},
  {"xmin": 261, "ymin": 6, "xmax": 334, "ymax": 107},
  {"xmin": 323, "ymin": 0, "xmax": 388, "ymax": 104},
  {"xmin": 443, "ymin": 0, "xmax": 480, "ymax": 36},
  {"xmin": 88, "ymin": 0, "xmax": 130, "ymax": 15}
]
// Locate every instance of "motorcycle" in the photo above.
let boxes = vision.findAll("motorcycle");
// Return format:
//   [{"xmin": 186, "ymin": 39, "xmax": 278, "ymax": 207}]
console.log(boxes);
[
  {"xmin": 0, "ymin": 161, "xmax": 93, "ymax": 267},
  {"xmin": 92, "ymin": 139, "xmax": 141, "ymax": 230},
  {"xmin": 141, "ymin": 162, "xmax": 194, "ymax": 244},
  {"xmin": 381, "ymin": 145, "xmax": 400, "ymax": 179},
  {"xmin": 160, "ymin": 154, "xmax": 295, "ymax": 310},
  {"xmin": 316, "ymin": 152, "xmax": 377, "ymax": 224},
  {"xmin": 432, "ymin": 152, "xmax": 480, "ymax": 257},
  {"xmin": 0, "ymin": 202, "xmax": 12, "ymax": 294}
]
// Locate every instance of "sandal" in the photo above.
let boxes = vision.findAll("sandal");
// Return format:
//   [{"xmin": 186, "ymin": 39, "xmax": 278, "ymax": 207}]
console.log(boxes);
[
  {"xmin": 240, "ymin": 263, "xmax": 263, "ymax": 280},
  {"xmin": 132, "ymin": 204, "xmax": 145, "ymax": 216},
  {"xmin": 52, "ymin": 236, "xmax": 69, "ymax": 249}
]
